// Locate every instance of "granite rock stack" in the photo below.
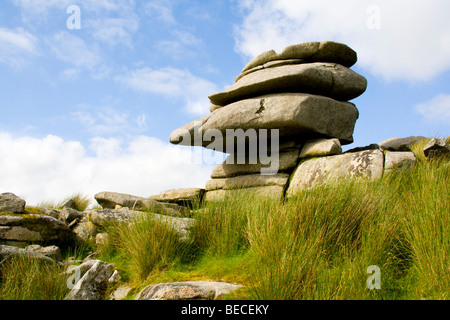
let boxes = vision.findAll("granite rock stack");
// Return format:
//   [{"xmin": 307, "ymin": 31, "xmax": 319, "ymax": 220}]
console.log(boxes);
[{"xmin": 170, "ymin": 41, "xmax": 369, "ymax": 202}]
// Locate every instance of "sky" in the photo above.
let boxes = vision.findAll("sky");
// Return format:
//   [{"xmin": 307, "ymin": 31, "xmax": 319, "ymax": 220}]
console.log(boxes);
[{"xmin": 0, "ymin": 0, "xmax": 449, "ymax": 206}]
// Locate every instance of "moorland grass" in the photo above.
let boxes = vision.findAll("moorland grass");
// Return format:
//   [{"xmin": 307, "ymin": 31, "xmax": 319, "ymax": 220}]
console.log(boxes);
[{"xmin": 1, "ymin": 144, "xmax": 448, "ymax": 300}]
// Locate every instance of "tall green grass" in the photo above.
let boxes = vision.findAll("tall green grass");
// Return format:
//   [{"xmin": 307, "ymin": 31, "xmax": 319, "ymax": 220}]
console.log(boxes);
[
  {"xmin": 9, "ymin": 145, "xmax": 446, "ymax": 300},
  {"xmin": 0, "ymin": 255, "xmax": 69, "ymax": 300},
  {"xmin": 97, "ymin": 213, "xmax": 192, "ymax": 283},
  {"xmin": 186, "ymin": 155, "xmax": 448, "ymax": 300}
]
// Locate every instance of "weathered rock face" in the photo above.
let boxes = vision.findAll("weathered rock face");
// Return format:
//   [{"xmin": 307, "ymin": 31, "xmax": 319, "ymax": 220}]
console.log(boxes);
[
  {"xmin": 204, "ymin": 186, "xmax": 285, "ymax": 202},
  {"xmin": 423, "ymin": 138, "xmax": 450, "ymax": 160},
  {"xmin": 87, "ymin": 208, "xmax": 195, "ymax": 241},
  {"xmin": 65, "ymin": 260, "xmax": 120, "ymax": 300},
  {"xmin": 94, "ymin": 191, "xmax": 186, "ymax": 217},
  {"xmin": 0, "ymin": 244, "xmax": 58, "ymax": 265},
  {"xmin": 202, "ymin": 93, "xmax": 359, "ymax": 146},
  {"xmin": 209, "ymin": 63, "xmax": 367, "ymax": 107},
  {"xmin": 0, "ymin": 214, "xmax": 74, "ymax": 247},
  {"xmin": 149, "ymin": 188, "xmax": 205, "ymax": 207},
  {"xmin": 205, "ymin": 174, "xmax": 289, "ymax": 191},
  {"xmin": 135, "ymin": 281, "xmax": 242, "ymax": 300},
  {"xmin": 0, "ymin": 193, "xmax": 26, "ymax": 214},
  {"xmin": 299, "ymin": 138, "xmax": 342, "ymax": 159},
  {"xmin": 240, "ymin": 41, "xmax": 358, "ymax": 75},
  {"xmin": 168, "ymin": 41, "xmax": 368, "ymax": 203},
  {"xmin": 384, "ymin": 152, "xmax": 417, "ymax": 173},
  {"xmin": 211, "ymin": 149, "xmax": 300, "ymax": 179},
  {"xmin": 379, "ymin": 136, "xmax": 428, "ymax": 151},
  {"xmin": 286, "ymin": 150, "xmax": 384, "ymax": 196}
]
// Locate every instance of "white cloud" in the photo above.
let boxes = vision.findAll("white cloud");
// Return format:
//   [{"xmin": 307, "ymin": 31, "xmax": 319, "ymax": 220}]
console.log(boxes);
[
  {"xmin": 48, "ymin": 31, "xmax": 101, "ymax": 69},
  {"xmin": 234, "ymin": 0, "xmax": 450, "ymax": 81},
  {"xmin": 0, "ymin": 132, "xmax": 213, "ymax": 206},
  {"xmin": 115, "ymin": 67, "xmax": 218, "ymax": 115},
  {"xmin": 415, "ymin": 94, "xmax": 450, "ymax": 124},
  {"xmin": 144, "ymin": 0, "xmax": 176, "ymax": 24},
  {"xmin": 88, "ymin": 16, "xmax": 139, "ymax": 47},
  {"xmin": 0, "ymin": 27, "xmax": 38, "ymax": 67},
  {"xmin": 71, "ymin": 104, "xmax": 147, "ymax": 136}
]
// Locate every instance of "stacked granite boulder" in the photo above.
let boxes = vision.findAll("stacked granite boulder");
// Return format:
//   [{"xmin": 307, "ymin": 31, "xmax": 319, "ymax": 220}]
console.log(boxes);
[{"xmin": 170, "ymin": 41, "xmax": 369, "ymax": 202}]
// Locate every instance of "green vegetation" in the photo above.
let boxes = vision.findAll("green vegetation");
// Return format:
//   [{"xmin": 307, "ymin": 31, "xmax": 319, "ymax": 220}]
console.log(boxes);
[
  {"xmin": 0, "ymin": 255, "xmax": 69, "ymax": 300},
  {"xmin": 37, "ymin": 192, "xmax": 92, "ymax": 211},
  {"xmin": 1, "ymin": 143, "xmax": 448, "ymax": 300}
]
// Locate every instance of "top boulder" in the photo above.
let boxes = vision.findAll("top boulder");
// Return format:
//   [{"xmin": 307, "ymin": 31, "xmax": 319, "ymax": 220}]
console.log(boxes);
[{"xmin": 241, "ymin": 41, "xmax": 358, "ymax": 74}]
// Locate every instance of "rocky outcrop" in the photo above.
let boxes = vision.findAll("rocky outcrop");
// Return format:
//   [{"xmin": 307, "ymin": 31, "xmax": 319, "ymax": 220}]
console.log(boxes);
[
  {"xmin": 0, "ymin": 213, "xmax": 74, "ymax": 247},
  {"xmin": 423, "ymin": 138, "xmax": 450, "ymax": 160},
  {"xmin": 135, "ymin": 281, "xmax": 242, "ymax": 300},
  {"xmin": 169, "ymin": 41, "xmax": 368, "ymax": 202},
  {"xmin": 65, "ymin": 259, "xmax": 120, "ymax": 300},
  {"xmin": 286, "ymin": 149, "xmax": 384, "ymax": 196},
  {"xmin": 379, "ymin": 136, "xmax": 428, "ymax": 151},
  {"xmin": 94, "ymin": 191, "xmax": 187, "ymax": 217},
  {"xmin": 0, "ymin": 193, "xmax": 26, "ymax": 214},
  {"xmin": 149, "ymin": 188, "xmax": 205, "ymax": 207},
  {"xmin": 384, "ymin": 152, "xmax": 417, "ymax": 173}
]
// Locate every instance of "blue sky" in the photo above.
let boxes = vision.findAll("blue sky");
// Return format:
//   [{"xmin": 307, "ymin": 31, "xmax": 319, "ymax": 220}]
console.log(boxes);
[{"xmin": 0, "ymin": 0, "xmax": 449, "ymax": 205}]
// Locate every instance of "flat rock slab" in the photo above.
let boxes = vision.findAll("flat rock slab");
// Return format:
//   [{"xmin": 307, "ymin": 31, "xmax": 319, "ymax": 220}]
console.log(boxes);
[
  {"xmin": 384, "ymin": 152, "xmax": 417, "ymax": 173},
  {"xmin": 286, "ymin": 149, "xmax": 384, "ymax": 196},
  {"xmin": 149, "ymin": 188, "xmax": 205, "ymax": 207},
  {"xmin": 299, "ymin": 138, "xmax": 342, "ymax": 158},
  {"xmin": 208, "ymin": 63, "xmax": 367, "ymax": 106},
  {"xmin": 379, "ymin": 136, "xmax": 428, "ymax": 151},
  {"xmin": 241, "ymin": 41, "xmax": 358, "ymax": 74},
  {"xmin": 211, "ymin": 149, "xmax": 300, "ymax": 178},
  {"xmin": 87, "ymin": 208, "xmax": 195, "ymax": 240},
  {"xmin": 202, "ymin": 93, "xmax": 359, "ymax": 146},
  {"xmin": 204, "ymin": 186, "xmax": 285, "ymax": 202},
  {"xmin": 0, "ymin": 244, "xmax": 58, "ymax": 265},
  {"xmin": 94, "ymin": 191, "xmax": 186, "ymax": 217},
  {"xmin": 135, "ymin": 281, "xmax": 243, "ymax": 300},
  {"xmin": 0, "ymin": 214, "xmax": 74, "ymax": 246},
  {"xmin": 205, "ymin": 173, "xmax": 290, "ymax": 191}
]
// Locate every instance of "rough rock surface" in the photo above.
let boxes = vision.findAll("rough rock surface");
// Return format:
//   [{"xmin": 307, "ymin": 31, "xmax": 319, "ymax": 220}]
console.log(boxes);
[
  {"xmin": 286, "ymin": 149, "xmax": 384, "ymax": 196},
  {"xmin": 299, "ymin": 138, "xmax": 342, "ymax": 158},
  {"xmin": 241, "ymin": 41, "xmax": 358, "ymax": 74},
  {"xmin": 0, "ymin": 193, "xmax": 26, "ymax": 214},
  {"xmin": 384, "ymin": 152, "xmax": 417, "ymax": 173},
  {"xmin": 65, "ymin": 260, "xmax": 119, "ymax": 300},
  {"xmin": 88, "ymin": 208, "xmax": 194, "ymax": 240},
  {"xmin": 135, "ymin": 281, "xmax": 242, "ymax": 300},
  {"xmin": 0, "ymin": 244, "xmax": 58, "ymax": 265},
  {"xmin": 379, "ymin": 136, "xmax": 428, "ymax": 151},
  {"xmin": 94, "ymin": 191, "xmax": 186, "ymax": 217},
  {"xmin": 211, "ymin": 149, "xmax": 300, "ymax": 178},
  {"xmin": 204, "ymin": 186, "xmax": 285, "ymax": 202},
  {"xmin": 149, "ymin": 188, "xmax": 205, "ymax": 207},
  {"xmin": 192, "ymin": 93, "xmax": 359, "ymax": 148},
  {"xmin": 423, "ymin": 138, "xmax": 450, "ymax": 160},
  {"xmin": 205, "ymin": 174, "xmax": 289, "ymax": 191},
  {"xmin": 209, "ymin": 63, "xmax": 367, "ymax": 106},
  {"xmin": 0, "ymin": 214, "xmax": 74, "ymax": 247}
]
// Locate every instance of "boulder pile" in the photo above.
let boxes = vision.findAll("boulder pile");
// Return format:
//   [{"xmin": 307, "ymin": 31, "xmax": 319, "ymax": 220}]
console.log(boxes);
[{"xmin": 170, "ymin": 41, "xmax": 371, "ymax": 201}]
